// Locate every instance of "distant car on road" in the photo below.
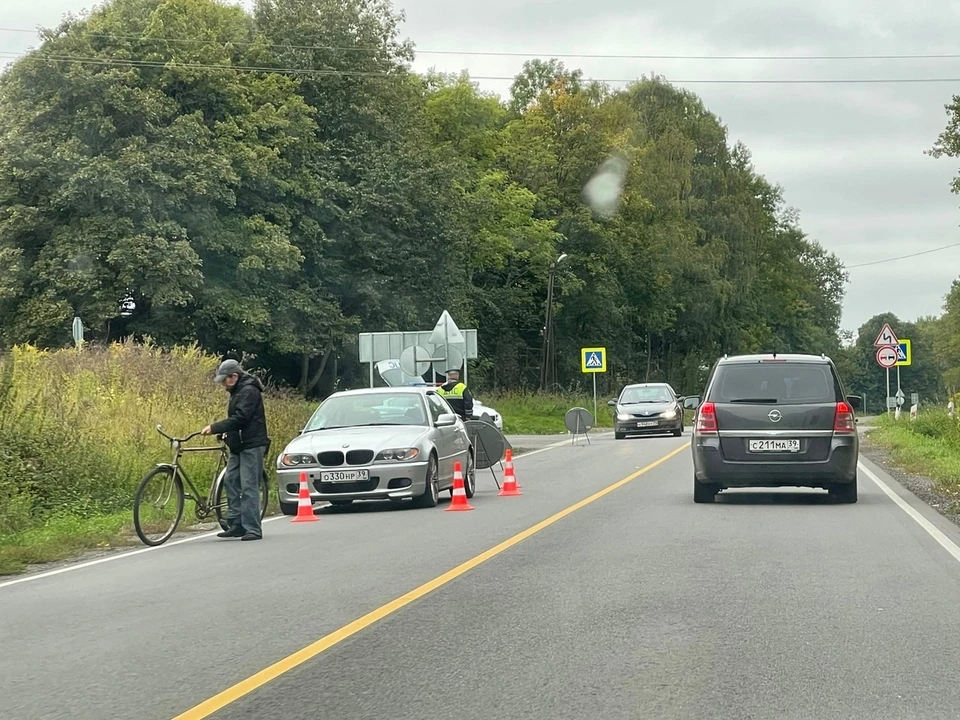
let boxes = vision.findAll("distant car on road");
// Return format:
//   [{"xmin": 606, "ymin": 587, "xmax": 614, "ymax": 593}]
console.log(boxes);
[
  {"xmin": 608, "ymin": 382, "xmax": 685, "ymax": 439},
  {"xmin": 275, "ymin": 386, "xmax": 476, "ymax": 513},
  {"xmin": 685, "ymin": 353, "xmax": 862, "ymax": 504}
]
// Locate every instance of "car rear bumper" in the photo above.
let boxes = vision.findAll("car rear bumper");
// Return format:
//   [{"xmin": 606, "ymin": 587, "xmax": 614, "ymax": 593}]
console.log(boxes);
[
  {"xmin": 276, "ymin": 461, "xmax": 430, "ymax": 503},
  {"xmin": 692, "ymin": 433, "xmax": 858, "ymax": 488}
]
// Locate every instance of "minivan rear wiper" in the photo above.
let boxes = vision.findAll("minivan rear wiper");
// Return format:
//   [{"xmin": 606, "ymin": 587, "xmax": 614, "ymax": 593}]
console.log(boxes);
[{"xmin": 728, "ymin": 397, "xmax": 779, "ymax": 404}]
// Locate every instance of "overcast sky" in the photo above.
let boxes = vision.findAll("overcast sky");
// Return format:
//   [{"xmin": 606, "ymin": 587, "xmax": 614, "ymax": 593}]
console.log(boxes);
[{"xmin": 3, "ymin": 0, "xmax": 960, "ymax": 338}]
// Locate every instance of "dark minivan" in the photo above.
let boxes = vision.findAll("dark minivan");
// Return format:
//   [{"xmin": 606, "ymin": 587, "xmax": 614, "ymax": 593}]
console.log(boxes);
[{"xmin": 683, "ymin": 353, "xmax": 862, "ymax": 504}]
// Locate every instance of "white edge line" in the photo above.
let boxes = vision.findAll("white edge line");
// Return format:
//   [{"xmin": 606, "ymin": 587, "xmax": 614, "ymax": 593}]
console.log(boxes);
[
  {"xmin": 512, "ymin": 431, "xmax": 614, "ymax": 459},
  {"xmin": 0, "ymin": 513, "xmax": 292, "ymax": 590},
  {"xmin": 859, "ymin": 462, "xmax": 960, "ymax": 565},
  {"xmin": 0, "ymin": 432, "xmax": 604, "ymax": 590}
]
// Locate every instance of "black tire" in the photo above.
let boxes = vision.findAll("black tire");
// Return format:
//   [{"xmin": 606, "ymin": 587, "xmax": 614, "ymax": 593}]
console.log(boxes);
[
  {"xmin": 673, "ymin": 427, "xmax": 683, "ymax": 437},
  {"xmin": 213, "ymin": 469, "xmax": 270, "ymax": 529},
  {"xmin": 615, "ymin": 432, "xmax": 626, "ymax": 440},
  {"xmin": 830, "ymin": 478, "xmax": 858, "ymax": 503},
  {"xmin": 134, "ymin": 467, "xmax": 185, "ymax": 546},
  {"xmin": 693, "ymin": 478, "xmax": 716, "ymax": 504},
  {"xmin": 413, "ymin": 455, "xmax": 440, "ymax": 509},
  {"xmin": 279, "ymin": 499, "xmax": 298, "ymax": 516},
  {"xmin": 463, "ymin": 452, "xmax": 477, "ymax": 499}
]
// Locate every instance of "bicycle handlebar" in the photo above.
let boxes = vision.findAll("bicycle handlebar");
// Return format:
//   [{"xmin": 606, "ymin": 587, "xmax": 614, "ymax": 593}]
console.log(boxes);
[{"xmin": 155, "ymin": 425, "xmax": 216, "ymax": 445}]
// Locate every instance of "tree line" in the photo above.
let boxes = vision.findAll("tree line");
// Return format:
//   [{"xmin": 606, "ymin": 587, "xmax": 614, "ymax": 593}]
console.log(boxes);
[{"xmin": 0, "ymin": 0, "xmax": 849, "ymax": 397}]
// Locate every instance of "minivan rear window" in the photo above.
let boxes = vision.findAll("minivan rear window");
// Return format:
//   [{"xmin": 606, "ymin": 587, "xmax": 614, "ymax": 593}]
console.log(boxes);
[{"xmin": 710, "ymin": 363, "xmax": 839, "ymax": 405}]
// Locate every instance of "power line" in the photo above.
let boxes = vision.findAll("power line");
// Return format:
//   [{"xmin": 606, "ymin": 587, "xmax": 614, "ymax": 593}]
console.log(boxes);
[
  {"xmin": 6, "ymin": 51, "xmax": 960, "ymax": 84},
  {"xmin": 3, "ymin": 25, "xmax": 960, "ymax": 61},
  {"xmin": 846, "ymin": 242, "xmax": 960, "ymax": 269}
]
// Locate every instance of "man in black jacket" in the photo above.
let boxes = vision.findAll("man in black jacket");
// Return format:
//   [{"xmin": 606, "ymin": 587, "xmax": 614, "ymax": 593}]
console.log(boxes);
[{"xmin": 202, "ymin": 359, "xmax": 270, "ymax": 541}]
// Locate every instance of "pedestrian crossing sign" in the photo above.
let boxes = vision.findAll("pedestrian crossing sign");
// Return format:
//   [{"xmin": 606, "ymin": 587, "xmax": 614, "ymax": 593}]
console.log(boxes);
[{"xmin": 581, "ymin": 347, "xmax": 607, "ymax": 373}]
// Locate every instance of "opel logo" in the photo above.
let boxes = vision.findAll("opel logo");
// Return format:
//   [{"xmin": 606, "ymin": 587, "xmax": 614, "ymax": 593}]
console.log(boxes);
[{"xmin": 768, "ymin": 409, "xmax": 782, "ymax": 423}]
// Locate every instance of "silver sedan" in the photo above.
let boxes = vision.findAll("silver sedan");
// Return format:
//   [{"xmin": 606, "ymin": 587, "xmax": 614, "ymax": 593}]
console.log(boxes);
[{"xmin": 275, "ymin": 386, "xmax": 476, "ymax": 512}]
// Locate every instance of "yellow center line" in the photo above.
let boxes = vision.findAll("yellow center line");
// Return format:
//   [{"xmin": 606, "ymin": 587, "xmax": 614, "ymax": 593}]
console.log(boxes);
[{"xmin": 172, "ymin": 441, "xmax": 689, "ymax": 719}]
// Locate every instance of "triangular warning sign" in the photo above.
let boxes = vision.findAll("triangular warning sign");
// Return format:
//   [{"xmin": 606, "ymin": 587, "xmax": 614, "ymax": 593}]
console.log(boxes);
[
  {"xmin": 586, "ymin": 352, "xmax": 602, "ymax": 368},
  {"xmin": 873, "ymin": 323, "xmax": 899, "ymax": 347}
]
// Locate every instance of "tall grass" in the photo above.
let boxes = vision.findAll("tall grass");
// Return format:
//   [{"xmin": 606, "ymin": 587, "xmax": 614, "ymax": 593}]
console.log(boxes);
[
  {"xmin": 0, "ymin": 341, "xmax": 313, "ymax": 574},
  {"xmin": 867, "ymin": 411, "xmax": 960, "ymax": 492}
]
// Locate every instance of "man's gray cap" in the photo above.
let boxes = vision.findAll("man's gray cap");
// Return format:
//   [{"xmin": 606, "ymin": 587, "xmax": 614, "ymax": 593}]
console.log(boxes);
[{"xmin": 214, "ymin": 359, "xmax": 243, "ymax": 383}]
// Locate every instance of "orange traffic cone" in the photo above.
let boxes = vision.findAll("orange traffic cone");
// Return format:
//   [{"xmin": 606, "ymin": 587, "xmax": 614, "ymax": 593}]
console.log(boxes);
[
  {"xmin": 447, "ymin": 462, "xmax": 474, "ymax": 512},
  {"xmin": 291, "ymin": 471, "xmax": 319, "ymax": 523},
  {"xmin": 505, "ymin": 448, "xmax": 520, "ymax": 488},
  {"xmin": 499, "ymin": 454, "xmax": 521, "ymax": 496}
]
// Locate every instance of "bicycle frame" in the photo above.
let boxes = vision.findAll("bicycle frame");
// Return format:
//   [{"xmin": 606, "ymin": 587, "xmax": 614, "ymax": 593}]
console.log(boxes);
[{"xmin": 155, "ymin": 427, "xmax": 228, "ymax": 521}]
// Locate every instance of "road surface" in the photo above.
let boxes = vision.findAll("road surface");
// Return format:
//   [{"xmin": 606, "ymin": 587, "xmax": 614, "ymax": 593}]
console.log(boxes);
[{"xmin": 4, "ymin": 430, "xmax": 960, "ymax": 719}]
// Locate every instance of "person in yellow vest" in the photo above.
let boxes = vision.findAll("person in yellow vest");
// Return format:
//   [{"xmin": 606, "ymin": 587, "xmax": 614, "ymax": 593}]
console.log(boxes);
[{"xmin": 436, "ymin": 368, "xmax": 474, "ymax": 420}]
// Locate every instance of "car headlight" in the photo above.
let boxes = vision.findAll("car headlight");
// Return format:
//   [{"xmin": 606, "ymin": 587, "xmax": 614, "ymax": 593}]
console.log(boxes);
[
  {"xmin": 617, "ymin": 413, "xmax": 631, "ymax": 421},
  {"xmin": 375, "ymin": 447, "xmax": 421, "ymax": 462},
  {"xmin": 280, "ymin": 453, "xmax": 316, "ymax": 467},
  {"xmin": 661, "ymin": 410, "xmax": 677, "ymax": 420}
]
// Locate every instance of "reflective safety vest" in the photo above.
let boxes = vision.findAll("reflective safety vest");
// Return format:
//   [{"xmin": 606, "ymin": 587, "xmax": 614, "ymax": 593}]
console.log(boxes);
[{"xmin": 436, "ymin": 382, "xmax": 466, "ymax": 400}]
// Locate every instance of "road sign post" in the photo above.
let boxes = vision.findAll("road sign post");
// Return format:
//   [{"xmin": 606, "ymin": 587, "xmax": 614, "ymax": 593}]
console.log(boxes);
[
  {"xmin": 581, "ymin": 347, "xmax": 607, "ymax": 425},
  {"xmin": 874, "ymin": 324, "xmax": 900, "ymax": 417}
]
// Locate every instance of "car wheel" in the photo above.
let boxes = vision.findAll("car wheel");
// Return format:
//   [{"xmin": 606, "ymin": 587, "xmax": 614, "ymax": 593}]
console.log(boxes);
[
  {"xmin": 673, "ymin": 426, "xmax": 683, "ymax": 437},
  {"xmin": 693, "ymin": 477, "xmax": 716, "ymax": 503},
  {"xmin": 463, "ymin": 452, "xmax": 476, "ymax": 499},
  {"xmin": 413, "ymin": 455, "xmax": 440, "ymax": 509},
  {"xmin": 279, "ymin": 500, "xmax": 298, "ymax": 516},
  {"xmin": 829, "ymin": 478, "xmax": 858, "ymax": 503},
  {"xmin": 615, "ymin": 432, "xmax": 626, "ymax": 440}
]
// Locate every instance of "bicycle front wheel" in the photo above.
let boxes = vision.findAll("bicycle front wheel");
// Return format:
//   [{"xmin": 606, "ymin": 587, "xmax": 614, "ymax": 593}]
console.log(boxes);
[
  {"xmin": 134, "ymin": 467, "xmax": 185, "ymax": 546},
  {"xmin": 213, "ymin": 470, "xmax": 270, "ymax": 530}
]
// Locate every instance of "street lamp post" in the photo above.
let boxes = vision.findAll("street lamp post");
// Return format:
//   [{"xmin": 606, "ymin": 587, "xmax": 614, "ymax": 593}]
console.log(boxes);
[{"xmin": 539, "ymin": 253, "xmax": 567, "ymax": 392}]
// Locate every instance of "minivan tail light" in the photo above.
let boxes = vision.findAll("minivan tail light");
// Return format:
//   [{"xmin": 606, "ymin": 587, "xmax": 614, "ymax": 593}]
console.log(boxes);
[
  {"xmin": 833, "ymin": 401, "xmax": 855, "ymax": 432},
  {"xmin": 695, "ymin": 402, "xmax": 718, "ymax": 434}
]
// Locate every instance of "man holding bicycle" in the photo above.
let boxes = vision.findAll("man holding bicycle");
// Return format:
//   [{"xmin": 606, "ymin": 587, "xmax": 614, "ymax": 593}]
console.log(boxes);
[{"xmin": 202, "ymin": 359, "xmax": 270, "ymax": 542}]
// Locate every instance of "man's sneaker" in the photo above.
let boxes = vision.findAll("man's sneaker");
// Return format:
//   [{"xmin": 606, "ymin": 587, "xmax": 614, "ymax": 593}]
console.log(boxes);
[
  {"xmin": 217, "ymin": 526, "xmax": 246, "ymax": 538},
  {"xmin": 240, "ymin": 533, "xmax": 262, "ymax": 541}
]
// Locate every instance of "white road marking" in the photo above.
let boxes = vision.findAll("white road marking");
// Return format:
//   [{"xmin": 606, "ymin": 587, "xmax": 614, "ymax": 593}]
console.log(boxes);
[
  {"xmin": 0, "ymin": 514, "xmax": 290, "ymax": 590},
  {"xmin": 512, "ymin": 432, "xmax": 612, "ymax": 458},
  {"xmin": 0, "ymin": 431, "xmax": 616, "ymax": 589},
  {"xmin": 859, "ymin": 462, "xmax": 960, "ymax": 565}
]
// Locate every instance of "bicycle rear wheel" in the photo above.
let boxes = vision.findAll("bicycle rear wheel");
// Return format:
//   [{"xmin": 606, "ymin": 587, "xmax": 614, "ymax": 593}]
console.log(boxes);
[
  {"xmin": 134, "ymin": 467, "xmax": 184, "ymax": 546},
  {"xmin": 213, "ymin": 470, "xmax": 270, "ymax": 530}
]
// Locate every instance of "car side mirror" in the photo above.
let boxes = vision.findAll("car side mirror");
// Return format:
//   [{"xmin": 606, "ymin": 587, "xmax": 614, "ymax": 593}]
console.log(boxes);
[
  {"xmin": 436, "ymin": 413, "xmax": 458, "ymax": 427},
  {"xmin": 682, "ymin": 396, "xmax": 701, "ymax": 410},
  {"xmin": 845, "ymin": 395, "xmax": 863, "ymax": 412},
  {"xmin": 607, "ymin": 399, "xmax": 617, "ymax": 407}
]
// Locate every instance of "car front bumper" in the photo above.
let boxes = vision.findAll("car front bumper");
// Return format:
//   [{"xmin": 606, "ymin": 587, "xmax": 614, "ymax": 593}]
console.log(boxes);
[
  {"xmin": 692, "ymin": 434, "xmax": 859, "ymax": 488},
  {"xmin": 616, "ymin": 416, "xmax": 682, "ymax": 434},
  {"xmin": 276, "ymin": 460, "xmax": 431, "ymax": 503}
]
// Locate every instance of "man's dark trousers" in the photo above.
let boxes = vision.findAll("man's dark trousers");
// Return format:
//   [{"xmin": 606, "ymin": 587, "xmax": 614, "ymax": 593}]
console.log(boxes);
[{"xmin": 224, "ymin": 446, "xmax": 265, "ymax": 537}]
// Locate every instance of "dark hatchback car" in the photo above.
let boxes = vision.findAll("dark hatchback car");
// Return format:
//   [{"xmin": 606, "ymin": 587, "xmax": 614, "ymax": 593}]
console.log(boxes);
[
  {"xmin": 608, "ymin": 383, "xmax": 685, "ymax": 439},
  {"xmin": 684, "ymin": 353, "xmax": 862, "ymax": 504}
]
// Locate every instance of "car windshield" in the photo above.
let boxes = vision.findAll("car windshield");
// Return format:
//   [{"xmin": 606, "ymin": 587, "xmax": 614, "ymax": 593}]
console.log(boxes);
[
  {"xmin": 303, "ymin": 392, "xmax": 429, "ymax": 431},
  {"xmin": 620, "ymin": 386, "xmax": 673, "ymax": 403},
  {"xmin": 712, "ymin": 363, "xmax": 839, "ymax": 404}
]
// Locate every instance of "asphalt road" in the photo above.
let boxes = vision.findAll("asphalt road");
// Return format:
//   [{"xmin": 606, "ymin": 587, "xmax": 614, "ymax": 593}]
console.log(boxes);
[{"xmin": 5, "ymin": 429, "xmax": 960, "ymax": 719}]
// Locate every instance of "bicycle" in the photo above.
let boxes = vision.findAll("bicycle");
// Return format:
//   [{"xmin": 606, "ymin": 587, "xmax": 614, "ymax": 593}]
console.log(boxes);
[{"xmin": 133, "ymin": 425, "xmax": 270, "ymax": 546}]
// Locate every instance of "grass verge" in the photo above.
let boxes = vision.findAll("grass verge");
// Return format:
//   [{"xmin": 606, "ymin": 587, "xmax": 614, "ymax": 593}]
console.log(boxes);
[{"xmin": 863, "ymin": 412, "xmax": 960, "ymax": 494}]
